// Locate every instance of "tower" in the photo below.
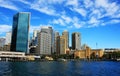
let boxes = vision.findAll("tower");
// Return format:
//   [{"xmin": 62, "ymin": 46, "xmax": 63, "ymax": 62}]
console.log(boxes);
[
  {"xmin": 62, "ymin": 30, "xmax": 69, "ymax": 49},
  {"xmin": 54, "ymin": 31, "xmax": 59, "ymax": 54},
  {"xmin": 11, "ymin": 12, "xmax": 30, "ymax": 53},
  {"xmin": 37, "ymin": 26, "xmax": 53, "ymax": 55},
  {"xmin": 72, "ymin": 32, "xmax": 81, "ymax": 50},
  {"xmin": 56, "ymin": 36, "xmax": 66, "ymax": 55}
]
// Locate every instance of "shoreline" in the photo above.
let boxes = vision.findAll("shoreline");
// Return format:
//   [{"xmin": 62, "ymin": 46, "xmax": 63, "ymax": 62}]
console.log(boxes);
[{"xmin": 0, "ymin": 59, "xmax": 119, "ymax": 62}]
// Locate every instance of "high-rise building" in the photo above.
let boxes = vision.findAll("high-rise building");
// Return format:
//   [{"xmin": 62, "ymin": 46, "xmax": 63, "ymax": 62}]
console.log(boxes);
[
  {"xmin": 31, "ymin": 30, "xmax": 39, "ymax": 46},
  {"xmin": 33, "ymin": 30, "xmax": 39, "ymax": 40},
  {"xmin": 5, "ymin": 31, "xmax": 12, "ymax": 45},
  {"xmin": 56, "ymin": 36, "xmax": 66, "ymax": 55},
  {"xmin": 0, "ymin": 38, "xmax": 5, "ymax": 47},
  {"xmin": 54, "ymin": 31, "xmax": 59, "ymax": 54},
  {"xmin": 37, "ymin": 26, "xmax": 53, "ymax": 55},
  {"xmin": 11, "ymin": 12, "xmax": 30, "ymax": 53},
  {"xmin": 41, "ymin": 26, "xmax": 53, "ymax": 53},
  {"xmin": 72, "ymin": 32, "xmax": 81, "ymax": 50},
  {"xmin": 56, "ymin": 36, "xmax": 60, "ymax": 55},
  {"xmin": 62, "ymin": 30, "xmax": 69, "ymax": 49}
]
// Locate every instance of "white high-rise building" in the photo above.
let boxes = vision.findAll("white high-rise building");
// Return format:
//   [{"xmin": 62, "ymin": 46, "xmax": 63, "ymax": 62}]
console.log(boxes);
[
  {"xmin": 31, "ymin": 30, "xmax": 39, "ymax": 46},
  {"xmin": 38, "ymin": 32, "xmax": 51, "ymax": 54},
  {"xmin": 5, "ymin": 31, "xmax": 12, "ymax": 45},
  {"xmin": 33, "ymin": 30, "xmax": 39, "ymax": 40},
  {"xmin": 37, "ymin": 26, "xmax": 53, "ymax": 55}
]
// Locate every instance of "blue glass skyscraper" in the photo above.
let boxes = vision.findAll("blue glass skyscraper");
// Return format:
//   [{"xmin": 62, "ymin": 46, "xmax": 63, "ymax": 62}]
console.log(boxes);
[{"xmin": 11, "ymin": 12, "xmax": 30, "ymax": 53}]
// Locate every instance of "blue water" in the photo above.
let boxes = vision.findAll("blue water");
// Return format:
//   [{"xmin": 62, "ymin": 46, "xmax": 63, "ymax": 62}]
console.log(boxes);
[{"xmin": 0, "ymin": 61, "xmax": 120, "ymax": 76}]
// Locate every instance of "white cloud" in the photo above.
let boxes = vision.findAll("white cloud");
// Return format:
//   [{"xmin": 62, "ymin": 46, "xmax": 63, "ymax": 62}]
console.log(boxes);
[
  {"xmin": 1, "ymin": 0, "xmax": 120, "ymax": 30},
  {"xmin": 111, "ymin": 20, "xmax": 120, "ymax": 23},
  {"xmin": 51, "ymin": 13, "xmax": 72, "ymax": 26},
  {"xmin": 73, "ymin": 23, "xmax": 82, "ymax": 28},
  {"xmin": 83, "ymin": 0, "xmax": 94, "ymax": 8},
  {"xmin": 66, "ymin": 0, "xmax": 78, "ymax": 7},
  {"xmin": 95, "ymin": 0, "xmax": 109, "ymax": 8},
  {"xmin": 88, "ymin": 17, "xmax": 99, "ymax": 24},
  {"xmin": 46, "ymin": 0, "xmax": 65, "ymax": 4},
  {"xmin": 40, "ymin": 24, "xmax": 53, "ymax": 28},
  {"xmin": 0, "ymin": 0, "xmax": 19, "ymax": 11},
  {"xmin": 61, "ymin": 15, "xmax": 72, "ymax": 24},
  {"xmin": 87, "ymin": 0, "xmax": 120, "ymax": 27},
  {"xmin": 89, "ymin": 9, "xmax": 104, "ymax": 19},
  {"xmin": 105, "ymin": 2, "xmax": 120, "ymax": 17},
  {"xmin": 15, "ymin": 0, "xmax": 63, "ymax": 16},
  {"xmin": 18, "ymin": 0, "xmax": 31, "ymax": 5},
  {"xmin": 73, "ymin": 8, "xmax": 87, "ymax": 17},
  {"xmin": 72, "ymin": 16, "xmax": 84, "ymax": 28},
  {"xmin": 0, "ymin": 25, "xmax": 12, "ymax": 34},
  {"xmin": 73, "ymin": 16, "xmax": 79, "ymax": 23},
  {"xmin": 39, "ymin": 0, "xmax": 120, "ymax": 28},
  {"xmin": 95, "ymin": 0, "xmax": 120, "ymax": 18},
  {"xmin": 66, "ymin": 0, "xmax": 87, "ymax": 17},
  {"xmin": 51, "ymin": 14, "xmax": 84, "ymax": 29},
  {"xmin": 52, "ymin": 18, "xmax": 65, "ymax": 26},
  {"xmin": 30, "ymin": 0, "xmax": 65, "ymax": 16},
  {"xmin": 30, "ymin": 25, "xmax": 40, "ymax": 34},
  {"xmin": 30, "ymin": 24, "xmax": 53, "ymax": 34},
  {"xmin": 105, "ymin": 20, "xmax": 120, "ymax": 25},
  {"xmin": 31, "ymin": 6, "xmax": 57, "ymax": 16}
]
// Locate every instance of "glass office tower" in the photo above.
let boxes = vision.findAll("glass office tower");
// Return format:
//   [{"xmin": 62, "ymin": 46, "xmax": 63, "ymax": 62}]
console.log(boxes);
[{"xmin": 11, "ymin": 12, "xmax": 30, "ymax": 53}]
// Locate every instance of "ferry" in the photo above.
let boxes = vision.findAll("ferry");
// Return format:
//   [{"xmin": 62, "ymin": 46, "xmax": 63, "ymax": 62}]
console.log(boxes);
[{"xmin": 116, "ymin": 58, "xmax": 120, "ymax": 61}]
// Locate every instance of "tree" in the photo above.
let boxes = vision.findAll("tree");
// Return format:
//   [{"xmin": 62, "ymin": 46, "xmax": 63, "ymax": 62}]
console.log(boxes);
[{"xmin": 75, "ymin": 56, "xmax": 80, "ymax": 59}]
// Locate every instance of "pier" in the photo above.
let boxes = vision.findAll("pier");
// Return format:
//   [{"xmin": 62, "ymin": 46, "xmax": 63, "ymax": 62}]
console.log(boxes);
[{"xmin": 0, "ymin": 51, "xmax": 26, "ymax": 61}]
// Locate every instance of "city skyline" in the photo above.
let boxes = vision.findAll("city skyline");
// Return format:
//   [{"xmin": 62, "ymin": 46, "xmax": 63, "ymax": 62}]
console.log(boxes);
[{"xmin": 0, "ymin": 0, "xmax": 120, "ymax": 48}]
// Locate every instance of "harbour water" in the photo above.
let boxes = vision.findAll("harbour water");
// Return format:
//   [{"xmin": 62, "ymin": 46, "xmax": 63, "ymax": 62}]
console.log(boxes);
[{"xmin": 0, "ymin": 61, "xmax": 120, "ymax": 76}]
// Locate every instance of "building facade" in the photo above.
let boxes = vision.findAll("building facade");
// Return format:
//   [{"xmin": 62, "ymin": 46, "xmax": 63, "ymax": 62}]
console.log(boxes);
[
  {"xmin": 56, "ymin": 36, "xmax": 66, "ymax": 55},
  {"xmin": 31, "ymin": 30, "xmax": 39, "ymax": 46},
  {"xmin": 11, "ymin": 12, "xmax": 30, "ymax": 53},
  {"xmin": 56, "ymin": 36, "xmax": 60, "ymax": 55},
  {"xmin": 60, "ymin": 36, "xmax": 66, "ymax": 54},
  {"xmin": 3, "ymin": 43, "xmax": 11, "ymax": 51},
  {"xmin": 72, "ymin": 32, "xmax": 81, "ymax": 50},
  {"xmin": 54, "ymin": 31, "xmax": 59, "ymax": 54},
  {"xmin": 37, "ymin": 26, "xmax": 53, "ymax": 55},
  {"xmin": 5, "ymin": 31, "xmax": 12, "ymax": 45},
  {"xmin": 33, "ymin": 30, "xmax": 39, "ymax": 40},
  {"xmin": 0, "ymin": 37, "xmax": 5, "ymax": 51},
  {"xmin": 0, "ymin": 38, "xmax": 5, "ymax": 47},
  {"xmin": 62, "ymin": 30, "xmax": 69, "ymax": 49},
  {"xmin": 74, "ymin": 46, "xmax": 104, "ymax": 59}
]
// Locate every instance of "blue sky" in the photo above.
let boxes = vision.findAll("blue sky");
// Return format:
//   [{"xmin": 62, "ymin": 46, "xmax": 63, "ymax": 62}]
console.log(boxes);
[{"xmin": 0, "ymin": 0, "xmax": 120, "ymax": 48}]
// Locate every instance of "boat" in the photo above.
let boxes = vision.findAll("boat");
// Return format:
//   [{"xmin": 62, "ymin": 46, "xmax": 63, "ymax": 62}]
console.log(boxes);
[
  {"xmin": 116, "ymin": 58, "xmax": 120, "ymax": 61},
  {"xmin": 57, "ymin": 58, "xmax": 67, "ymax": 61}
]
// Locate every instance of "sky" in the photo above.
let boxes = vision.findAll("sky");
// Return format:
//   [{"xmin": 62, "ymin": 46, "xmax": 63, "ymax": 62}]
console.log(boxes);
[{"xmin": 0, "ymin": 0, "xmax": 120, "ymax": 49}]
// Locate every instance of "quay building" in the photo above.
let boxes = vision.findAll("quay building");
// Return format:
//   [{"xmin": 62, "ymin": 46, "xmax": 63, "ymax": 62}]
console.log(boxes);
[{"xmin": 74, "ymin": 45, "xmax": 104, "ymax": 59}]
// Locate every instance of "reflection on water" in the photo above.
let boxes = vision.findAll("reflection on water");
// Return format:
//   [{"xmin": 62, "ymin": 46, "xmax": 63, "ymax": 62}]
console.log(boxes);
[{"xmin": 0, "ymin": 61, "xmax": 120, "ymax": 76}]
